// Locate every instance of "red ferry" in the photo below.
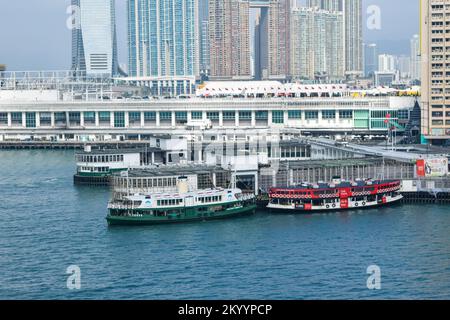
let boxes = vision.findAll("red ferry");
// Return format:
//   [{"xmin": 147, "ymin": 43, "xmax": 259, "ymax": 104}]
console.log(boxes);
[{"xmin": 267, "ymin": 179, "xmax": 403, "ymax": 213}]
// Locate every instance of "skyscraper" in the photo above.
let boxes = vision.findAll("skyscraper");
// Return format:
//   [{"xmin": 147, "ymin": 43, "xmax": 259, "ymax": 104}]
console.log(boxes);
[
  {"xmin": 320, "ymin": 0, "xmax": 341, "ymax": 11},
  {"xmin": 290, "ymin": 7, "xmax": 344, "ymax": 80},
  {"xmin": 364, "ymin": 43, "xmax": 378, "ymax": 77},
  {"xmin": 306, "ymin": 0, "xmax": 362, "ymax": 78},
  {"xmin": 378, "ymin": 54, "xmax": 396, "ymax": 73},
  {"xmin": 71, "ymin": 0, "xmax": 118, "ymax": 77},
  {"xmin": 343, "ymin": 0, "xmax": 363, "ymax": 78},
  {"xmin": 266, "ymin": 0, "xmax": 291, "ymax": 80},
  {"xmin": 209, "ymin": 0, "xmax": 292, "ymax": 80},
  {"xmin": 209, "ymin": 0, "xmax": 251, "ymax": 79},
  {"xmin": 128, "ymin": 0, "xmax": 199, "ymax": 78},
  {"xmin": 420, "ymin": 0, "xmax": 450, "ymax": 143},
  {"xmin": 410, "ymin": 34, "xmax": 421, "ymax": 81},
  {"xmin": 199, "ymin": 0, "xmax": 210, "ymax": 75}
]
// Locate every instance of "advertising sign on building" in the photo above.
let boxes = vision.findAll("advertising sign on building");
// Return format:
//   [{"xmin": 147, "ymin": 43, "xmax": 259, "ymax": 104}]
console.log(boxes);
[{"xmin": 417, "ymin": 158, "xmax": 449, "ymax": 177}]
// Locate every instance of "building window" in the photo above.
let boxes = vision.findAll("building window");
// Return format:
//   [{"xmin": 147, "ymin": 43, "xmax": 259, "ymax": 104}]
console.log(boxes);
[
  {"xmin": 26, "ymin": 112, "xmax": 36, "ymax": 128},
  {"xmin": 305, "ymin": 111, "xmax": 319, "ymax": 120},
  {"xmin": 114, "ymin": 112, "xmax": 125, "ymax": 128},
  {"xmin": 191, "ymin": 111, "xmax": 203, "ymax": 120},
  {"xmin": 272, "ymin": 111, "xmax": 284, "ymax": 124},
  {"xmin": 99, "ymin": 112, "xmax": 110, "ymax": 124},
  {"xmin": 144, "ymin": 112, "xmax": 156, "ymax": 121},
  {"xmin": 160, "ymin": 112, "xmax": 172, "ymax": 121},
  {"xmin": 54, "ymin": 112, "xmax": 66, "ymax": 125},
  {"xmin": 398, "ymin": 110, "xmax": 409, "ymax": 120},
  {"xmin": 239, "ymin": 111, "xmax": 252, "ymax": 121},
  {"xmin": 223, "ymin": 111, "xmax": 235, "ymax": 121},
  {"xmin": 339, "ymin": 110, "xmax": 353, "ymax": 119},
  {"xmin": 69, "ymin": 112, "xmax": 81, "ymax": 126},
  {"xmin": 322, "ymin": 110, "xmax": 336, "ymax": 119},
  {"xmin": 0, "ymin": 113, "xmax": 7, "ymax": 125},
  {"xmin": 432, "ymin": 120, "xmax": 444, "ymax": 125},
  {"xmin": 40, "ymin": 112, "xmax": 52, "ymax": 126},
  {"xmin": 11, "ymin": 112, "xmax": 22, "ymax": 125},
  {"xmin": 175, "ymin": 112, "xmax": 187, "ymax": 124},
  {"xmin": 207, "ymin": 112, "xmax": 220, "ymax": 120},
  {"xmin": 288, "ymin": 110, "xmax": 301, "ymax": 119},
  {"xmin": 129, "ymin": 112, "xmax": 141, "ymax": 125},
  {"xmin": 84, "ymin": 112, "xmax": 96, "ymax": 125},
  {"xmin": 255, "ymin": 111, "xmax": 268, "ymax": 120}
]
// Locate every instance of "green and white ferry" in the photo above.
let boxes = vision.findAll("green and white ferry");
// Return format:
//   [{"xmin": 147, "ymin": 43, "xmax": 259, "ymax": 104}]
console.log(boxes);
[
  {"xmin": 106, "ymin": 177, "xmax": 256, "ymax": 226},
  {"xmin": 74, "ymin": 146, "xmax": 154, "ymax": 185}
]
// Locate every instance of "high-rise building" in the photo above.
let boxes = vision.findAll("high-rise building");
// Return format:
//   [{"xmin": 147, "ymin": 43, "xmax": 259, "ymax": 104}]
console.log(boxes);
[
  {"xmin": 199, "ymin": 0, "xmax": 210, "ymax": 75},
  {"xmin": 378, "ymin": 54, "xmax": 396, "ymax": 73},
  {"xmin": 266, "ymin": 0, "xmax": 291, "ymax": 80},
  {"xmin": 71, "ymin": 0, "xmax": 118, "ymax": 77},
  {"xmin": 254, "ymin": 11, "xmax": 269, "ymax": 80},
  {"xmin": 200, "ymin": 20, "xmax": 211, "ymax": 76},
  {"xmin": 209, "ymin": 0, "xmax": 291, "ymax": 80},
  {"xmin": 321, "ymin": 0, "xmax": 341, "ymax": 11},
  {"xmin": 364, "ymin": 43, "xmax": 378, "ymax": 77},
  {"xmin": 128, "ymin": 0, "xmax": 199, "ymax": 78},
  {"xmin": 397, "ymin": 55, "xmax": 411, "ymax": 80},
  {"xmin": 343, "ymin": 0, "xmax": 363, "ymax": 78},
  {"xmin": 306, "ymin": 0, "xmax": 362, "ymax": 78},
  {"xmin": 290, "ymin": 7, "xmax": 344, "ymax": 80},
  {"xmin": 420, "ymin": 0, "xmax": 450, "ymax": 142},
  {"xmin": 209, "ymin": 0, "xmax": 251, "ymax": 79},
  {"xmin": 306, "ymin": 0, "xmax": 341, "ymax": 12},
  {"xmin": 410, "ymin": 34, "xmax": 421, "ymax": 81}
]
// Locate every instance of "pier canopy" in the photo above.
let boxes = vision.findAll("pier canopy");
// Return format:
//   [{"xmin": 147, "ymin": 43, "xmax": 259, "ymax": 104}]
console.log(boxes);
[{"xmin": 196, "ymin": 81, "xmax": 348, "ymax": 98}]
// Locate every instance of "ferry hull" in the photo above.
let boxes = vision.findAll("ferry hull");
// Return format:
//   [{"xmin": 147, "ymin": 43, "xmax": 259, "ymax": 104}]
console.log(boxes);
[
  {"xmin": 267, "ymin": 195, "xmax": 403, "ymax": 214},
  {"xmin": 106, "ymin": 205, "xmax": 257, "ymax": 226}
]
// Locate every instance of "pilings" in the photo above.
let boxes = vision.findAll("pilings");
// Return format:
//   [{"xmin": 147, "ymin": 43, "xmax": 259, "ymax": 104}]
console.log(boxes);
[{"xmin": 401, "ymin": 191, "xmax": 450, "ymax": 204}]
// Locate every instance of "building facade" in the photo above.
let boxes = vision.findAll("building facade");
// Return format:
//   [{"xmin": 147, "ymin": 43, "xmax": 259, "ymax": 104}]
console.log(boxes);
[
  {"xmin": 291, "ymin": 7, "xmax": 344, "ymax": 80},
  {"xmin": 127, "ymin": 0, "xmax": 199, "ymax": 78},
  {"xmin": 266, "ymin": 0, "xmax": 291, "ymax": 80},
  {"xmin": 378, "ymin": 54, "xmax": 396, "ymax": 73},
  {"xmin": 199, "ymin": 0, "xmax": 210, "ymax": 76},
  {"xmin": 209, "ymin": 0, "xmax": 251, "ymax": 79},
  {"xmin": 343, "ymin": 0, "xmax": 363, "ymax": 78},
  {"xmin": 420, "ymin": 0, "xmax": 450, "ymax": 143},
  {"xmin": 71, "ymin": 0, "xmax": 118, "ymax": 77},
  {"xmin": 0, "ymin": 96, "xmax": 414, "ymax": 142},
  {"xmin": 410, "ymin": 34, "xmax": 421, "ymax": 81},
  {"xmin": 364, "ymin": 43, "xmax": 378, "ymax": 77}
]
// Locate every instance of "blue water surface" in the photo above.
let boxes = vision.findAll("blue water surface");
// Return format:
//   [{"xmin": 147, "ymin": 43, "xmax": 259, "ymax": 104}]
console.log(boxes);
[{"xmin": 0, "ymin": 150, "xmax": 449, "ymax": 299}]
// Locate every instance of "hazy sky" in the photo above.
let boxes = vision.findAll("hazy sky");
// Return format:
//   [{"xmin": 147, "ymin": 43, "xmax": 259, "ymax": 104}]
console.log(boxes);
[{"xmin": 0, "ymin": 0, "xmax": 419, "ymax": 71}]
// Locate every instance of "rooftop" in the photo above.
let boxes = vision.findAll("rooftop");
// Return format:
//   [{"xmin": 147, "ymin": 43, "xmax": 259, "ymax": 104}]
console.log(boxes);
[{"xmin": 118, "ymin": 164, "xmax": 229, "ymax": 178}]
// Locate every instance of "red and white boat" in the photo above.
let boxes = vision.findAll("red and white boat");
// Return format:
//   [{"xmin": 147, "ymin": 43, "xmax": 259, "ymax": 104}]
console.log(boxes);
[{"xmin": 267, "ymin": 179, "xmax": 403, "ymax": 213}]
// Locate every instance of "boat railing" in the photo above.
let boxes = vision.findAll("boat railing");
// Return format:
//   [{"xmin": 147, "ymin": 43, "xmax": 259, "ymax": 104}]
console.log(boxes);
[{"xmin": 108, "ymin": 202, "xmax": 135, "ymax": 210}]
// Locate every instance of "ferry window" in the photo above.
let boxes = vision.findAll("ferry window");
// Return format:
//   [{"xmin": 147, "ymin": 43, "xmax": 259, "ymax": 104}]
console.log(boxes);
[
  {"xmin": 157, "ymin": 200, "xmax": 161, "ymax": 206},
  {"xmin": 93, "ymin": 156, "xmax": 97, "ymax": 163}
]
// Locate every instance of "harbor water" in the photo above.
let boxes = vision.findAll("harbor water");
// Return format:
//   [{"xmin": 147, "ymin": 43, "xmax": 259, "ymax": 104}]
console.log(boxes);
[{"xmin": 0, "ymin": 150, "xmax": 450, "ymax": 299}]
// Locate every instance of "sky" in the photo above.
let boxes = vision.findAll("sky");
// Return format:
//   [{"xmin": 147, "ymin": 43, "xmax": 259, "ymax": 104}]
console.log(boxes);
[{"xmin": 0, "ymin": 0, "xmax": 419, "ymax": 71}]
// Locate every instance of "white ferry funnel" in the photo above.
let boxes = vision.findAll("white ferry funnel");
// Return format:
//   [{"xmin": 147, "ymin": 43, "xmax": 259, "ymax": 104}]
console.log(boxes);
[{"xmin": 177, "ymin": 176, "xmax": 189, "ymax": 194}]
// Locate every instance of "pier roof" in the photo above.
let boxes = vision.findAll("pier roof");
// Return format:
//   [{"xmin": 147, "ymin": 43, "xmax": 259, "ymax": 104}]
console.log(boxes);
[{"xmin": 120, "ymin": 165, "xmax": 229, "ymax": 178}]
